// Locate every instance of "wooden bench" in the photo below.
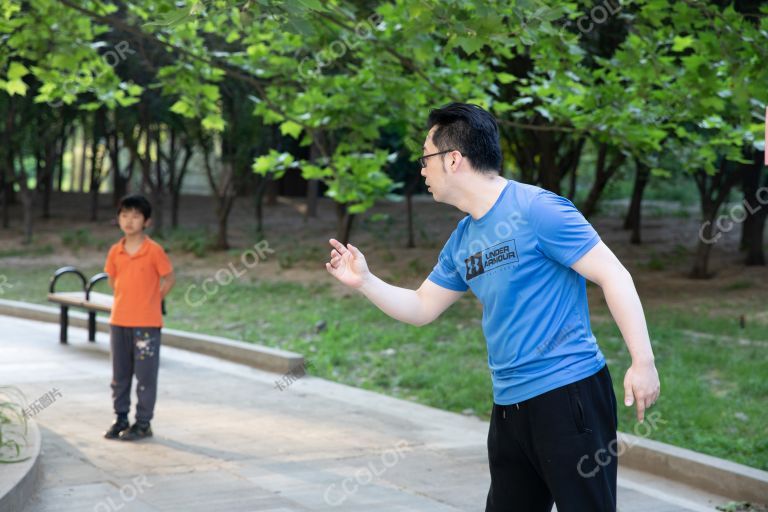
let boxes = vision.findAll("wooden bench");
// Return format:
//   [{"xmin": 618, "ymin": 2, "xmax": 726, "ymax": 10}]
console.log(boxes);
[{"xmin": 48, "ymin": 267, "xmax": 112, "ymax": 343}]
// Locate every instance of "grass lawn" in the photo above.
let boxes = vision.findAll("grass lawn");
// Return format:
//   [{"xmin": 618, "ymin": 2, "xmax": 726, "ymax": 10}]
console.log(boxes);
[{"xmin": 5, "ymin": 263, "xmax": 767, "ymax": 471}]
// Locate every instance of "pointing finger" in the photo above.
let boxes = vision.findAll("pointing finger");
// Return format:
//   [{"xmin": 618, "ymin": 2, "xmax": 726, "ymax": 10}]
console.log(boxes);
[{"xmin": 329, "ymin": 238, "xmax": 347, "ymax": 254}]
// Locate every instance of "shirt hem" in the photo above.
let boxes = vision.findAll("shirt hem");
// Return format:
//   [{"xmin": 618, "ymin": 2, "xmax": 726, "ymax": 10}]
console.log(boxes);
[{"xmin": 492, "ymin": 358, "xmax": 605, "ymax": 405}]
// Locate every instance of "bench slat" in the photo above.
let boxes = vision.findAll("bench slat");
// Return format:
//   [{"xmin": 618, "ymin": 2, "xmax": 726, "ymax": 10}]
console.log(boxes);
[{"xmin": 48, "ymin": 292, "xmax": 113, "ymax": 313}]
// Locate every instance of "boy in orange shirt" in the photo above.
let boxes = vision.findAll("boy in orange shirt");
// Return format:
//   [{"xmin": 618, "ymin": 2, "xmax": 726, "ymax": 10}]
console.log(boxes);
[{"xmin": 103, "ymin": 195, "xmax": 175, "ymax": 441}]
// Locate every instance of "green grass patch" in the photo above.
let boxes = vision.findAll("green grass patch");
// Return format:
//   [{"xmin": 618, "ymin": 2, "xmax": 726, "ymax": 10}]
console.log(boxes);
[
  {"xmin": 159, "ymin": 228, "xmax": 213, "ymax": 258},
  {"xmin": 593, "ymin": 314, "xmax": 768, "ymax": 470},
  {"xmin": 0, "ymin": 244, "xmax": 54, "ymax": 258},
  {"xmin": 60, "ymin": 228, "xmax": 109, "ymax": 252}
]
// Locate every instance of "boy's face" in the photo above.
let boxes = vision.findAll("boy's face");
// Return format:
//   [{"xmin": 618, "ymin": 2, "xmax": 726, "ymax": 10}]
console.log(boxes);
[{"xmin": 118, "ymin": 208, "xmax": 150, "ymax": 236}]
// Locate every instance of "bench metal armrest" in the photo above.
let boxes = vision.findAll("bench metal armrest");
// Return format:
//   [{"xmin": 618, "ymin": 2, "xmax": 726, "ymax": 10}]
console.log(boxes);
[
  {"xmin": 86, "ymin": 273, "xmax": 109, "ymax": 300},
  {"xmin": 50, "ymin": 266, "xmax": 86, "ymax": 293}
]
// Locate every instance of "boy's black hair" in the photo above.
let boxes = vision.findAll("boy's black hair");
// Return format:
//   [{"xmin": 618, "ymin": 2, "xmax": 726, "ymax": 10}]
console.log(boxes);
[
  {"xmin": 117, "ymin": 194, "xmax": 152, "ymax": 220},
  {"xmin": 426, "ymin": 103, "xmax": 502, "ymax": 173}
]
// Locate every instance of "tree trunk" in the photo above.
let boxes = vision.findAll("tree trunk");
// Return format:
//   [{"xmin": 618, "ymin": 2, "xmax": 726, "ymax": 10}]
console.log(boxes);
[
  {"xmin": 56, "ymin": 121, "xmax": 69, "ymax": 192},
  {"xmin": 335, "ymin": 202, "xmax": 355, "ymax": 245},
  {"xmin": 581, "ymin": 143, "xmax": 625, "ymax": 218},
  {"xmin": 110, "ymin": 129, "xmax": 127, "ymax": 206},
  {"xmin": 213, "ymin": 163, "xmax": 236, "ymax": 251},
  {"xmin": 561, "ymin": 137, "xmax": 585, "ymax": 201},
  {"xmin": 89, "ymin": 109, "xmax": 107, "ymax": 222},
  {"xmin": 216, "ymin": 198, "xmax": 235, "ymax": 250},
  {"xmin": 151, "ymin": 188, "xmax": 165, "ymax": 237},
  {"xmin": 169, "ymin": 137, "xmax": 193, "ymax": 229},
  {"xmin": 691, "ymin": 214, "xmax": 717, "ymax": 279},
  {"xmin": 305, "ymin": 179, "xmax": 319, "ymax": 219},
  {"xmin": 1, "ymin": 138, "xmax": 12, "ymax": 228},
  {"xmin": 41, "ymin": 137, "xmax": 56, "ymax": 219},
  {"xmin": 624, "ymin": 159, "xmax": 650, "ymax": 244},
  {"xmin": 2, "ymin": 102, "xmax": 14, "ymax": 229},
  {"xmin": 538, "ymin": 131, "xmax": 560, "ymax": 194},
  {"xmin": 253, "ymin": 173, "xmax": 272, "ymax": 236},
  {"xmin": 689, "ymin": 163, "xmax": 742, "ymax": 279},
  {"xmin": 568, "ymin": 164, "xmax": 578, "ymax": 200},
  {"xmin": 167, "ymin": 128, "xmax": 180, "ymax": 229},
  {"xmin": 89, "ymin": 115, "xmax": 99, "ymax": 221},
  {"xmin": 151, "ymin": 126, "xmax": 165, "ymax": 235},
  {"xmin": 14, "ymin": 153, "xmax": 34, "ymax": 244},
  {"xmin": 340, "ymin": 212, "xmax": 355, "ymax": 245},
  {"xmin": 0, "ymin": 169, "xmax": 7, "ymax": 229},
  {"xmin": 79, "ymin": 124, "xmax": 88, "ymax": 193},
  {"xmin": 201, "ymin": 137, "xmax": 235, "ymax": 250},
  {"xmin": 34, "ymin": 145, "xmax": 44, "ymax": 218},
  {"xmin": 265, "ymin": 179, "xmax": 278, "ymax": 206},
  {"xmin": 740, "ymin": 151, "xmax": 766, "ymax": 266}
]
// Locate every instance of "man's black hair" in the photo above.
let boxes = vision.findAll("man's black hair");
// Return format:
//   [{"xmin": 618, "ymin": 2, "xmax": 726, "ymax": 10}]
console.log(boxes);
[
  {"xmin": 427, "ymin": 103, "xmax": 502, "ymax": 173},
  {"xmin": 117, "ymin": 194, "xmax": 152, "ymax": 220}
]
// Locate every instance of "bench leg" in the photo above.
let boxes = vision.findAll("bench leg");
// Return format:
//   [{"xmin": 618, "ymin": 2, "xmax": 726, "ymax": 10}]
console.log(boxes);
[
  {"xmin": 60, "ymin": 306, "xmax": 68, "ymax": 344},
  {"xmin": 88, "ymin": 311, "xmax": 96, "ymax": 342}
]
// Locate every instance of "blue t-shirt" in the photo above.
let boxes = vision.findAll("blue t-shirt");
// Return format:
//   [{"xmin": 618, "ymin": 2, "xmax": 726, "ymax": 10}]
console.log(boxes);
[{"xmin": 428, "ymin": 180, "xmax": 605, "ymax": 405}]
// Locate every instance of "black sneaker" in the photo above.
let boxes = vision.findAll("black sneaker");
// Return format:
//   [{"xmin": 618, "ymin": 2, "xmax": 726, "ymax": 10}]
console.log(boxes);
[
  {"xmin": 104, "ymin": 419, "xmax": 130, "ymax": 440},
  {"xmin": 120, "ymin": 422, "xmax": 153, "ymax": 441}
]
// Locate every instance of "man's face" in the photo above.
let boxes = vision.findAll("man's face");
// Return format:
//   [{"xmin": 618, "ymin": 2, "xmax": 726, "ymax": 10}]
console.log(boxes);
[
  {"xmin": 118, "ymin": 208, "xmax": 149, "ymax": 236},
  {"xmin": 421, "ymin": 126, "xmax": 450, "ymax": 203}
]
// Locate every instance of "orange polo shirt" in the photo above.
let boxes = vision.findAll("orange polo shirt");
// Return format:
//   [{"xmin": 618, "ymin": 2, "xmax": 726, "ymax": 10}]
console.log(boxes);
[{"xmin": 104, "ymin": 236, "xmax": 173, "ymax": 327}]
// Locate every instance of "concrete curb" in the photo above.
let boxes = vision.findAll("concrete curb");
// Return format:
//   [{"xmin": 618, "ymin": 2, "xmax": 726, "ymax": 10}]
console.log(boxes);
[
  {"xmin": 0, "ymin": 420, "xmax": 41, "ymax": 512},
  {"xmin": 618, "ymin": 432, "xmax": 768, "ymax": 503},
  {"xmin": 0, "ymin": 299, "xmax": 303, "ymax": 374}
]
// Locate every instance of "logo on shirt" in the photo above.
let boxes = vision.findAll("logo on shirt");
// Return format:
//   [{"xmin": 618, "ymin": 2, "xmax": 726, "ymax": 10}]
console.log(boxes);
[{"xmin": 465, "ymin": 240, "xmax": 518, "ymax": 280}]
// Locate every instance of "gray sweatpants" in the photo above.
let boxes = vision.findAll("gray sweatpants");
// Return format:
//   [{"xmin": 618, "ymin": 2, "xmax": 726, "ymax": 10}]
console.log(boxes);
[{"xmin": 110, "ymin": 326, "xmax": 161, "ymax": 422}]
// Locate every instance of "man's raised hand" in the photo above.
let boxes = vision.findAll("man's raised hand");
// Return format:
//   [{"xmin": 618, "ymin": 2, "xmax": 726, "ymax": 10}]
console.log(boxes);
[{"xmin": 325, "ymin": 239, "xmax": 370, "ymax": 289}]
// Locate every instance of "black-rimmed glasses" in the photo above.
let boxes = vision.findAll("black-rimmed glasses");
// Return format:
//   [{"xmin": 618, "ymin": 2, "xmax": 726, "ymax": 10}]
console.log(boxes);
[{"xmin": 419, "ymin": 150, "xmax": 457, "ymax": 168}]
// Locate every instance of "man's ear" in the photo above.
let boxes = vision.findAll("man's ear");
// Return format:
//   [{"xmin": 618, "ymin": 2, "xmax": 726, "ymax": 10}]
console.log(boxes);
[{"xmin": 449, "ymin": 151, "xmax": 462, "ymax": 172}]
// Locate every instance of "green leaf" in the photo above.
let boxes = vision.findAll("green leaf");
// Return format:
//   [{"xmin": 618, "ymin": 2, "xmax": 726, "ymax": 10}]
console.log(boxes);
[
  {"xmin": 457, "ymin": 37, "xmax": 485, "ymax": 54},
  {"xmin": 295, "ymin": 0, "xmax": 325, "ymax": 12},
  {"xmin": 7, "ymin": 62, "xmax": 28, "ymax": 80},
  {"xmin": 114, "ymin": 92, "xmax": 139, "ymax": 107},
  {"xmin": 672, "ymin": 35, "xmax": 694, "ymax": 52},
  {"xmin": 170, "ymin": 100, "xmax": 193, "ymax": 117},
  {"xmin": 200, "ymin": 84, "xmax": 219, "ymax": 101},
  {"xmin": 126, "ymin": 84, "xmax": 143, "ymax": 96},
  {"xmin": 202, "ymin": 114, "xmax": 225, "ymax": 132},
  {"xmin": 280, "ymin": 120, "xmax": 303, "ymax": 139},
  {"xmin": 497, "ymin": 72, "xmax": 517, "ymax": 84},
  {"xmin": 4, "ymin": 79, "xmax": 27, "ymax": 96},
  {"xmin": 252, "ymin": 155, "xmax": 274, "ymax": 174}
]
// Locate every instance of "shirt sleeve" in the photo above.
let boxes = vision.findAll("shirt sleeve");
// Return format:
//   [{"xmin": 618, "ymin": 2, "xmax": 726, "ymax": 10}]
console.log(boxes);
[
  {"xmin": 530, "ymin": 191, "xmax": 600, "ymax": 267},
  {"xmin": 427, "ymin": 224, "xmax": 469, "ymax": 292},
  {"xmin": 104, "ymin": 246, "xmax": 117, "ymax": 276},
  {"xmin": 153, "ymin": 245, "xmax": 173, "ymax": 277}
]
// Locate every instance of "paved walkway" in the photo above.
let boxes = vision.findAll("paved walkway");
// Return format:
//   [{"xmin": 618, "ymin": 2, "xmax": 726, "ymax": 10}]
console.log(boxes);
[{"xmin": 1, "ymin": 315, "xmax": 731, "ymax": 511}]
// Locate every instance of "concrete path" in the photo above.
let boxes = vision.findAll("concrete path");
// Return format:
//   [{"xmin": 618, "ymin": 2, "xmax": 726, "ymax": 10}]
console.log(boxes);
[{"xmin": 1, "ymin": 315, "xmax": 731, "ymax": 511}]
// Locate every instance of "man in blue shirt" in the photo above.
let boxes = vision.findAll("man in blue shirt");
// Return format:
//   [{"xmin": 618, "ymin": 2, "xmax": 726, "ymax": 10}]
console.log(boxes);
[{"xmin": 326, "ymin": 103, "xmax": 660, "ymax": 512}]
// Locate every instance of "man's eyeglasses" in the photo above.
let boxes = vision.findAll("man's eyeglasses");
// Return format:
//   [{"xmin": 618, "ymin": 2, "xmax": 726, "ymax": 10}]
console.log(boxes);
[{"xmin": 419, "ymin": 150, "xmax": 458, "ymax": 168}]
